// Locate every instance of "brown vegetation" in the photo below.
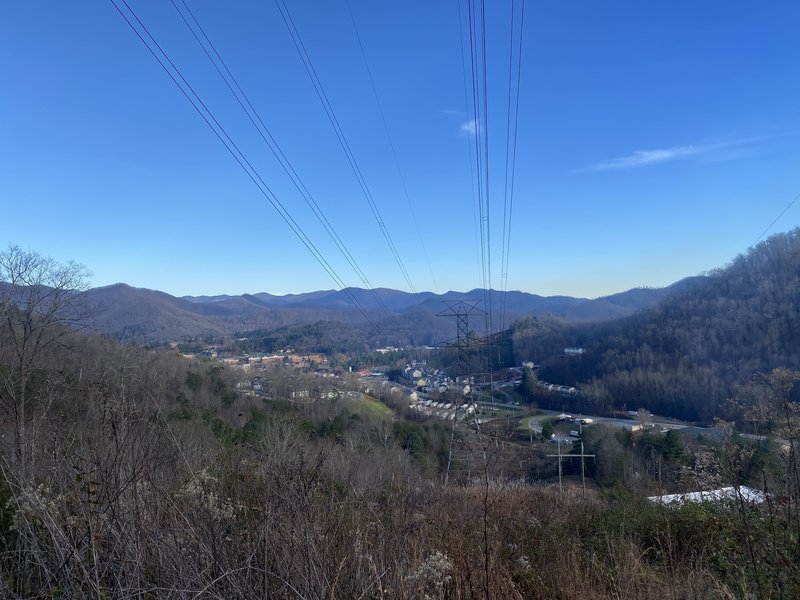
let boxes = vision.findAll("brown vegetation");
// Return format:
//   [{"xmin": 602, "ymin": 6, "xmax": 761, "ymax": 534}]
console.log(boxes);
[{"xmin": 1, "ymin": 246, "xmax": 800, "ymax": 598}]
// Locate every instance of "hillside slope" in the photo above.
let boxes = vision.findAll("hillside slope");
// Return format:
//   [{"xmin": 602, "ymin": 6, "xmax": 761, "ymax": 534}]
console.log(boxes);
[{"xmin": 526, "ymin": 229, "xmax": 800, "ymax": 421}]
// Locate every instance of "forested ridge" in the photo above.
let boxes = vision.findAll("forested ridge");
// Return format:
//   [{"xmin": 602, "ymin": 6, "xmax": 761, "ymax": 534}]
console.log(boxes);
[
  {"xmin": 516, "ymin": 228, "xmax": 800, "ymax": 421},
  {"xmin": 76, "ymin": 280, "xmax": 678, "ymax": 348}
]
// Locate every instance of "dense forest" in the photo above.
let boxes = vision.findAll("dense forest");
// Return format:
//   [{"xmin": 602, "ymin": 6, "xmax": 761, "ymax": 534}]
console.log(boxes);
[
  {"xmin": 513, "ymin": 229, "xmax": 800, "ymax": 422},
  {"xmin": 232, "ymin": 309, "xmax": 448, "ymax": 356}
]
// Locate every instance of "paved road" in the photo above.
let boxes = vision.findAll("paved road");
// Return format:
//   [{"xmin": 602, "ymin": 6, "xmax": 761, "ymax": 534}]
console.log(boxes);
[
  {"xmin": 475, "ymin": 399, "xmax": 522, "ymax": 411},
  {"xmin": 527, "ymin": 409, "xmax": 689, "ymax": 434},
  {"xmin": 526, "ymin": 411, "xmax": 791, "ymax": 454}
]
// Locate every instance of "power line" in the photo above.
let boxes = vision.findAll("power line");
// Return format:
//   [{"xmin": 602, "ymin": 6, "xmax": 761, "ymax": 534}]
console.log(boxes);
[
  {"xmin": 467, "ymin": 0, "xmax": 486, "ymax": 292},
  {"xmin": 274, "ymin": 0, "xmax": 418, "ymax": 294},
  {"xmin": 468, "ymin": 0, "xmax": 492, "ymax": 323},
  {"xmin": 456, "ymin": 0, "xmax": 485, "ymax": 290},
  {"xmin": 464, "ymin": 0, "xmax": 490, "ymax": 316},
  {"xmin": 479, "ymin": 0, "xmax": 494, "ymax": 341},
  {"xmin": 499, "ymin": 0, "xmax": 526, "ymax": 332},
  {"xmin": 731, "ymin": 319, "xmax": 800, "ymax": 375},
  {"xmin": 168, "ymin": 0, "xmax": 400, "ymax": 325},
  {"xmin": 462, "ymin": 0, "xmax": 497, "ymax": 407},
  {"xmin": 457, "ymin": 0, "xmax": 528, "ymax": 338},
  {"xmin": 343, "ymin": 0, "xmax": 439, "ymax": 291},
  {"xmin": 457, "ymin": 0, "xmax": 528, "ymax": 381},
  {"xmin": 749, "ymin": 191, "xmax": 800, "ymax": 250},
  {"xmin": 109, "ymin": 0, "xmax": 382, "ymax": 333}
]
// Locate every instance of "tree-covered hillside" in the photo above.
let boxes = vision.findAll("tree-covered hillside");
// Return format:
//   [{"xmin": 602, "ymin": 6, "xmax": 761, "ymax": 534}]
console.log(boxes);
[{"xmin": 516, "ymin": 228, "xmax": 800, "ymax": 420}]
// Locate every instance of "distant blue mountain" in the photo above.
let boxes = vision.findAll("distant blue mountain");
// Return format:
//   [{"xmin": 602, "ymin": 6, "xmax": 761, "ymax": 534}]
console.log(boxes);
[{"xmin": 79, "ymin": 282, "xmax": 690, "ymax": 343}]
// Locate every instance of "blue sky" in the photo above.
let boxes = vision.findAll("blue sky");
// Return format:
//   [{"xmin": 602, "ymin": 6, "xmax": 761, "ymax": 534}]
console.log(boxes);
[{"xmin": 2, "ymin": 0, "xmax": 799, "ymax": 299}]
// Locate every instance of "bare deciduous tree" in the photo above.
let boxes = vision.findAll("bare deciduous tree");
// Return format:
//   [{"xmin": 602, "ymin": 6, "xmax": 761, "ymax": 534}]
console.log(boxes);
[{"xmin": 0, "ymin": 244, "xmax": 92, "ymax": 475}]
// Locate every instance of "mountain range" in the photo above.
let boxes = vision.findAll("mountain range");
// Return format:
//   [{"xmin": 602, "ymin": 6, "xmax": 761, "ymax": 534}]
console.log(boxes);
[{"xmin": 82, "ymin": 280, "xmax": 695, "ymax": 344}]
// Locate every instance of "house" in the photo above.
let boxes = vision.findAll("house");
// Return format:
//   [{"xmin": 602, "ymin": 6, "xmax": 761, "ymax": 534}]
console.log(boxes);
[
  {"xmin": 647, "ymin": 486, "xmax": 765, "ymax": 505},
  {"xmin": 564, "ymin": 347, "xmax": 585, "ymax": 356}
]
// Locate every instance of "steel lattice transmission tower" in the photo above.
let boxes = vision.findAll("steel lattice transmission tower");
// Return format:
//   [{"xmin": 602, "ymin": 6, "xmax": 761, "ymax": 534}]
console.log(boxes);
[
  {"xmin": 438, "ymin": 299, "xmax": 487, "ymax": 486},
  {"xmin": 438, "ymin": 299, "xmax": 485, "ymax": 382}
]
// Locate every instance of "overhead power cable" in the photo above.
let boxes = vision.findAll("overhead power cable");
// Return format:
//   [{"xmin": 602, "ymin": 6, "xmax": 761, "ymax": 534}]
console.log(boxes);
[
  {"xmin": 273, "ymin": 0, "xmax": 418, "ymax": 294},
  {"xmin": 109, "ymin": 0, "xmax": 381, "ymax": 332},
  {"xmin": 464, "ymin": 0, "xmax": 493, "ymax": 337},
  {"xmin": 728, "ymin": 190, "xmax": 800, "ymax": 372},
  {"xmin": 343, "ymin": 0, "xmax": 439, "ymax": 291},
  {"xmin": 499, "ymin": 0, "xmax": 526, "ymax": 332},
  {"xmin": 456, "ymin": 0, "xmax": 485, "ymax": 291},
  {"xmin": 479, "ymin": 0, "xmax": 494, "ymax": 341},
  {"xmin": 168, "ymin": 0, "xmax": 400, "ymax": 325},
  {"xmin": 460, "ymin": 0, "xmax": 497, "ymax": 404},
  {"xmin": 749, "ymin": 191, "xmax": 800, "ymax": 250},
  {"xmin": 466, "ymin": 0, "xmax": 487, "ymax": 296}
]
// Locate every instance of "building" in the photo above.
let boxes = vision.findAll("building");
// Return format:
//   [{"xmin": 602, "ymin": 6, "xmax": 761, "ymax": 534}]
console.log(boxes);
[
  {"xmin": 648, "ymin": 486, "xmax": 765, "ymax": 505},
  {"xmin": 564, "ymin": 347, "xmax": 585, "ymax": 356}
]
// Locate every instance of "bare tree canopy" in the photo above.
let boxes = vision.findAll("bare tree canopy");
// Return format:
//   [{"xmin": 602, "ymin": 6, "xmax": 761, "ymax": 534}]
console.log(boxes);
[
  {"xmin": 0, "ymin": 244, "xmax": 92, "ymax": 472},
  {"xmin": 0, "ymin": 244, "xmax": 92, "ymax": 328}
]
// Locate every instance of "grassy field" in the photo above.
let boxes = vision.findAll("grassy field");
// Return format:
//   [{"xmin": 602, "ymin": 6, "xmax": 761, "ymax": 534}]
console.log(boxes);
[{"xmin": 357, "ymin": 393, "xmax": 394, "ymax": 417}]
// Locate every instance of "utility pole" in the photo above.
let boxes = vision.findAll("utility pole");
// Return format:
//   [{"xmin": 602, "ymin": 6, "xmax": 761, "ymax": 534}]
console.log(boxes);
[
  {"xmin": 547, "ymin": 430, "xmax": 595, "ymax": 497},
  {"xmin": 580, "ymin": 441, "xmax": 593, "ymax": 496},
  {"xmin": 546, "ymin": 439, "xmax": 564, "ymax": 495},
  {"xmin": 577, "ymin": 420, "xmax": 595, "ymax": 497}
]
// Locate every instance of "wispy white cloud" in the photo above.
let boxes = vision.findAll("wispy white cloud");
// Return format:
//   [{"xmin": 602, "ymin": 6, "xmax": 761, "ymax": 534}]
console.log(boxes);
[
  {"xmin": 589, "ymin": 145, "xmax": 704, "ymax": 170},
  {"xmin": 460, "ymin": 119, "xmax": 480, "ymax": 135},
  {"xmin": 578, "ymin": 137, "xmax": 769, "ymax": 172}
]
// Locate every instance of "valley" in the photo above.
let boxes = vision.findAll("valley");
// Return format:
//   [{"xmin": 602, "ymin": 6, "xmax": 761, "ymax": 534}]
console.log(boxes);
[{"xmin": 1, "ymin": 230, "xmax": 799, "ymax": 597}]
